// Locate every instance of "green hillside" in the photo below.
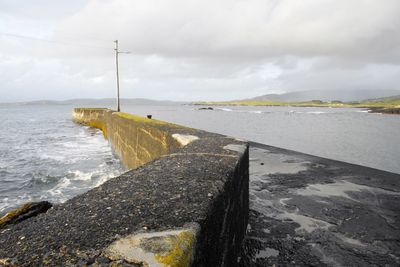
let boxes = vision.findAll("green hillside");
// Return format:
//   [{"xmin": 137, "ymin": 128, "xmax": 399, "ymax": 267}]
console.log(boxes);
[{"xmin": 195, "ymin": 95, "xmax": 400, "ymax": 109}]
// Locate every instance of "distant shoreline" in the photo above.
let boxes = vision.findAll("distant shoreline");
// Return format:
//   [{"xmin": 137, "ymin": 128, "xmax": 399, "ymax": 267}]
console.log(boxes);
[{"xmin": 192, "ymin": 100, "xmax": 400, "ymax": 115}]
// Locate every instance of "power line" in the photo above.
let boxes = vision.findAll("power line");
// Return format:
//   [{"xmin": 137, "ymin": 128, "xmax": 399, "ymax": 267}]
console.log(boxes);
[
  {"xmin": 54, "ymin": 31, "xmax": 114, "ymax": 44},
  {"xmin": 0, "ymin": 32, "xmax": 111, "ymax": 50}
]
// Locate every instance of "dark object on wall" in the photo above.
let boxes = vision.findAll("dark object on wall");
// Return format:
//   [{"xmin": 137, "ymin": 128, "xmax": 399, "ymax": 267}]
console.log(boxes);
[{"xmin": 0, "ymin": 201, "xmax": 52, "ymax": 229}]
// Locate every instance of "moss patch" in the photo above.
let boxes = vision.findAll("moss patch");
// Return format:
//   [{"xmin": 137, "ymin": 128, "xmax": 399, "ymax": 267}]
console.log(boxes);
[
  {"xmin": 114, "ymin": 112, "xmax": 181, "ymax": 128},
  {"xmin": 154, "ymin": 231, "xmax": 196, "ymax": 267},
  {"xmin": 0, "ymin": 203, "xmax": 33, "ymax": 227}
]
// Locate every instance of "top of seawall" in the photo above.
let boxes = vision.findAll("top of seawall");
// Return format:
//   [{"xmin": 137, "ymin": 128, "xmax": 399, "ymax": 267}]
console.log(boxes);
[{"xmin": 72, "ymin": 108, "xmax": 226, "ymax": 170}]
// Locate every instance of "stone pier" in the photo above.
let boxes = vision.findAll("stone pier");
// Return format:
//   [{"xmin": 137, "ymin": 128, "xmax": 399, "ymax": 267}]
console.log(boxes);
[{"xmin": 0, "ymin": 109, "xmax": 249, "ymax": 266}]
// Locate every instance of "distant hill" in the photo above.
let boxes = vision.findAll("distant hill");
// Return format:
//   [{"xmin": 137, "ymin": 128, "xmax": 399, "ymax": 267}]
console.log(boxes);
[
  {"xmin": 363, "ymin": 95, "xmax": 400, "ymax": 103},
  {"xmin": 249, "ymin": 89, "xmax": 400, "ymax": 102},
  {"xmin": 64, "ymin": 98, "xmax": 185, "ymax": 107},
  {"xmin": 0, "ymin": 98, "xmax": 185, "ymax": 107}
]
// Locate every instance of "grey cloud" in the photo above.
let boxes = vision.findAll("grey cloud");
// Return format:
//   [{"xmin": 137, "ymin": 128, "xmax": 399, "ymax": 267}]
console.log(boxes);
[
  {"xmin": 56, "ymin": 0, "xmax": 400, "ymax": 63},
  {"xmin": 1, "ymin": 0, "xmax": 400, "ymax": 102},
  {"xmin": 277, "ymin": 61, "xmax": 400, "ymax": 92}
]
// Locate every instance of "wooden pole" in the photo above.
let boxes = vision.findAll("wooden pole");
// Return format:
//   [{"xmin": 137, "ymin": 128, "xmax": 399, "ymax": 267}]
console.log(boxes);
[{"xmin": 114, "ymin": 40, "xmax": 120, "ymax": 112}]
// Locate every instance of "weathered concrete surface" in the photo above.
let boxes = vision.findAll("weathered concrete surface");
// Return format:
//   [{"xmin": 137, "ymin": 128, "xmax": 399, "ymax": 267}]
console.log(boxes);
[
  {"xmin": 0, "ymin": 109, "xmax": 249, "ymax": 266},
  {"xmin": 239, "ymin": 142, "xmax": 400, "ymax": 266}
]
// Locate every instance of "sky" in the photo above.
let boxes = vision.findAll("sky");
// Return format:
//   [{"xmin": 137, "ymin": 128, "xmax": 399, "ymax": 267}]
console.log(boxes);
[{"xmin": 0, "ymin": 0, "xmax": 400, "ymax": 102}]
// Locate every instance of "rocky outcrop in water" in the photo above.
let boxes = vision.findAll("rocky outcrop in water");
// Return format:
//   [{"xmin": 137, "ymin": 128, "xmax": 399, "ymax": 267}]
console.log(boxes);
[{"xmin": 368, "ymin": 107, "xmax": 400, "ymax": 114}]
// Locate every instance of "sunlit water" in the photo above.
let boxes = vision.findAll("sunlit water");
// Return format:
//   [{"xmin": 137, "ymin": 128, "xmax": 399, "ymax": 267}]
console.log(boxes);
[
  {"xmin": 1, "ymin": 103, "xmax": 399, "ymax": 213},
  {"xmin": 123, "ymin": 104, "xmax": 400, "ymax": 174}
]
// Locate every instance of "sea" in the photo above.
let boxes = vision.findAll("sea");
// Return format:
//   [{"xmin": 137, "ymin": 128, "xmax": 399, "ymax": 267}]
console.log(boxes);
[{"xmin": 1, "ymin": 102, "xmax": 400, "ymax": 213}]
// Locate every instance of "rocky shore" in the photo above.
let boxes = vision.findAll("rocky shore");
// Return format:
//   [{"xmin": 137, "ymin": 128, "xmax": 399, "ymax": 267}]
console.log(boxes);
[{"xmin": 367, "ymin": 107, "xmax": 400, "ymax": 114}]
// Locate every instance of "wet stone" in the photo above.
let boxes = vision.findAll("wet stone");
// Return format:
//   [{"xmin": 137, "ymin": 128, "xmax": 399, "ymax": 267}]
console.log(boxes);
[{"xmin": 239, "ymin": 142, "xmax": 400, "ymax": 267}]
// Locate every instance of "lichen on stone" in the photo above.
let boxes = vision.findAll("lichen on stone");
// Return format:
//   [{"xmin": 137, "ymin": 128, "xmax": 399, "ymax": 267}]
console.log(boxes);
[
  {"xmin": 154, "ymin": 230, "xmax": 195, "ymax": 267},
  {"xmin": 104, "ymin": 227, "xmax": 197, "ymax": 267},
  {"xmin": 0, "ymin": 204, "xmax": 30, "ymax": 226}
]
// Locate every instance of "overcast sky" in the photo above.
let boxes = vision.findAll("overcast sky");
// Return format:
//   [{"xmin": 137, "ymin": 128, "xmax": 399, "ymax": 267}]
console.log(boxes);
[{"xmin": 1, "ymin": 0, "xmax": 399, "ymax": 102}]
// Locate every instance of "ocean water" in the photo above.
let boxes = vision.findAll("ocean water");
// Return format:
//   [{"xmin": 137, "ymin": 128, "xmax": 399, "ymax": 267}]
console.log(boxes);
[
  {"xmin": 123, "ymin": 104, "xmax": 400, "ymax": 174},
  {"xmin": 0, "ymin": 105, "xmax": 123, "ymax": 213},
  {"xmin": 1, "ymin": 103, "xmax": 400, "ymax": 213}
]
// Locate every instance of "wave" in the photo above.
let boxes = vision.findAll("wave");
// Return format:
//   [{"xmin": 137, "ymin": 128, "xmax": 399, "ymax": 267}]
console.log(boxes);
[
  {"xmin": 38, "ymin": 153, "xmax": 66, "ymax": 161},
  {"xmin": 0, "ymin": 169, "xmax": 11, "ymax": 176},
  {"xmin": 46, "ymin": 177, "xmax": 72, "ymax": 199},
  {"xmin": 289, "ymin": 111, "xmax": 327, "ymax": 114},
  {"xmin": 0, "ymin": 193, "xmax": 33, "ymax": 214},
  {"xmin": 0, "ymin": 107, "xmax": 124, "ymax": 213},
  {"xmin": 214, "ymin": 108, "xmax": 264, "ymax": 114},
  {"xmin": 94, "ymin": 173, "xmax": 117, "ymax": 187},
  {"xmin": 215, "ymin": 107, "xmax": 233, "ymax": 112},
  {"xmin": 68, "ymin": 170, "xmax": 94, "ymax": 181},
  {"xmin": 26, "ymin": 172, "xmax": 61, "ymax": 186},
  {"xmin": 306, "ymin": 111, "xmax": 326, "ymax": 114}
]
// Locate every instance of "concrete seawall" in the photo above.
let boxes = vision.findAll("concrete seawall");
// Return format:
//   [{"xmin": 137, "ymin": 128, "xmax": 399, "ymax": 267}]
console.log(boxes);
[
  {"xmin": 72, "ymin": 108, "xmax": 186, "ymax": 169},
  {"xmin": 0, "ymin": 108, "xmax": 249, "ymax": 266}
]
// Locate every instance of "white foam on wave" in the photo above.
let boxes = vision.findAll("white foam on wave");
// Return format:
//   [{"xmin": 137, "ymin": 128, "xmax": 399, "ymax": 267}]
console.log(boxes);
[
  {"xmin": 94, "ymin": 163, "xmax": 122, "ymax": 187},
  {"xmin": 39, "ymin": 153, "xmax": 66, "ymax": 161},
  {"xmin": 47, "ymin": 177, "xmax": 71, "ymax": 197},
  {"xmin": 42, "ymin": 161, "xmax": 122, "ymax": 204},
  {"xmin": 0, "ymin": 198, "xmax": 10, "ymax": 213},
  {"xmin": 94, "ymin": 173, "xmax": 115, "ymax": 187},
  {"xmin": 294, "ymin": 111, "xmax": 327, "ymax": 114},
  {"xmin": 215, "ymin": 108, "xmax": 264, "ymax": 114},
  {"xmin": 62, "ymin": 142, "xmax": 80, "ymax": 148},
  {"xmin": 307, "ymin": 111, "xmax": 326, "ymax": 114},
  {"xmin": 286, "ymin": 110, "xmax": 329, "ymax": 115},
  {"xmin": 0, "ymin": 194, "xmax": 33, "ymax": 214},
  {"xmin": 68, "ymin": 170, "xmax": 94, "ymax": 181},
  {"xmin": 1, "ymin": 111, "xmax": 125, "ymax": 212},
  {"xmin": 215, "ymin": 107, "xmax": 233, "ymax": 112}
]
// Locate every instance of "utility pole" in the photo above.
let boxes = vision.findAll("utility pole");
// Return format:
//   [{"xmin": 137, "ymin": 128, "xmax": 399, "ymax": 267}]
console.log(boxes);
[{"xmin": 114, "ymin": 40, "xmax": 130, "ymax": 112}]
